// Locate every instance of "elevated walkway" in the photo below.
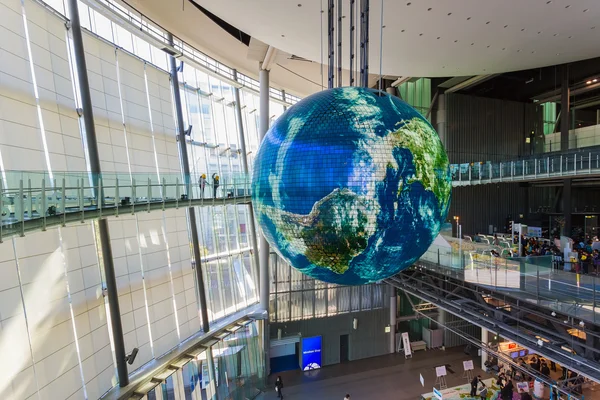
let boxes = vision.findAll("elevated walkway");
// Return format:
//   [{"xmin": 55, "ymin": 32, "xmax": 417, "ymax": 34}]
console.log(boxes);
[
  {"xmin": 0, "ymin": 172, "xmax": 251, "ymax": 240},
  {"xmin": 451, "ymin": 147, "xmax": 600, "ymax": 186}
]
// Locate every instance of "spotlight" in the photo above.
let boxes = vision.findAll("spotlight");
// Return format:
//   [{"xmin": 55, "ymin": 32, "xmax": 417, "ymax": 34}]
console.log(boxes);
[
  {"xmin": 125, "ymin": 347, "xmax": 139, "ymax": 365},
  {"xmin": 564, "ymin": 320, "xmax": 569, "ymax": 325},
  {"xmin": 537, "ymin": 339, "xmax": 544, "ymax": 347},
  {"xmin": 579, "ymin": 321, "xmax": 585, "ymax": 327},
  {"xmin": 586, "ymin": 80, "xmax": 593, "ymax": 84},
  {"xmin": 551, "ymin": 311, "xmax": 556, "ymax": 317}
]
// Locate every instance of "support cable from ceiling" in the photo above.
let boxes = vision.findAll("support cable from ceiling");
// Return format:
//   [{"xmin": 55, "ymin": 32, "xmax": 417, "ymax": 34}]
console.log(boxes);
[{"xmin": 378, "ymin": 0, "xmax": 384, "ymax": 92}]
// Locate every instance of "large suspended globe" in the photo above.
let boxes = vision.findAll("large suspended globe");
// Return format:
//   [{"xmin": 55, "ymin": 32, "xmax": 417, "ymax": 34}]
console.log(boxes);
[{"xmin": 252, "ymin": 87, "xmax": 451, "ymax": 285}]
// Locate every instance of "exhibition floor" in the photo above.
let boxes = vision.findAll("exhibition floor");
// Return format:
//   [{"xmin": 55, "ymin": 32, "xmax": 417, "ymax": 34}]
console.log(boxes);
[
  {"xmin": 262, "ymin": 348, "xmax": 490, "ymax": 400},
  {"xmin": 260, "ymin": 348, "xmax": 600, "ymax": 400}
]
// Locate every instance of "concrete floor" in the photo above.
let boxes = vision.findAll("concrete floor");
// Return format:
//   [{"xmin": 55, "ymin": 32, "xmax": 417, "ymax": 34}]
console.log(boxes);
[
  {"xmin": 260, "ymin": 348, "xmax": 600, "ymax": 400},
  {"xmin": 262, "ymin": 348, "xmax": 492, "ymax": 400}
]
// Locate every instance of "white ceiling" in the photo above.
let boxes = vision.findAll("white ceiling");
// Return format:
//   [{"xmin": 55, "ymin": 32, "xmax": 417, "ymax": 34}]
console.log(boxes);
[{"xmin": 193, "ymin": 0, "xmax": 600, "ymax": 77}]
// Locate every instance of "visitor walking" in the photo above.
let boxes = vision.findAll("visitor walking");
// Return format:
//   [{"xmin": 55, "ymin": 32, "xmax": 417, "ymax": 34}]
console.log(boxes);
[
  {"xmin": 275, "ymin": 376, "xmax": 284, "ymax": 399},
  {"xmin": 199, "ymin": 174, "xmax": 206, "ymax": 198},
  {"xmin": 212, "ymin": 173, "xmax": 220, "ymax": 198},
  {"xmin": 344, "ymin": 395, "xmax": 351, "ymax": 400}
]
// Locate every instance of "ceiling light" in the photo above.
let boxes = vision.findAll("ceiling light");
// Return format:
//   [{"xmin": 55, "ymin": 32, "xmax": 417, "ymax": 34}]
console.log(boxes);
[
  {"xmin": 447, "ymin": 12, "xmax": 452, "ymax": 16},
  {"xmin": 297, "ymin": 3, "xmax": 302, "ymax": 6},
  {"xmin": 584, "ymin": 9, "xmax": 588, "ymax": 12},
  {"xmin": 467, "ymin": 17, "xmax": 471, "ymax": 20},
  {"xmin": 551, "ymin": 311, "xmax": 556, "ymax": 317},
  {"xmin": 546, "ymin": 0, "xmax": 551, "ymax": 3},
  {"xmin": 579, "ymin": 320, "xmax": 585, "ymax": 327},
  {"xmin": 565, "ymin": 5, "xmax": 570, "ymax": 8},
  {"xmin": 419, "ymin": 33, "xmax": 423, "ymax": 36},
  {"xmin": 427, "ymin": 7, "xmax": 432, "ymax": 11},
  {"xmin": 586, "ymin": 80, "xmax": 592, "ymax": 84},
  {"xmin": 437, "ymin": 36, "xmax": 440, "ymax": 39},
  {"xmin": 504, "ymin": 25, "xmax": 508, "ymax": 28},
  {"xmin": 406, "ymin": 2, "xmax": 411, "ymax": 5},
  {"xmin": 593, "ymin": 79, "xmax": 598, "ymax": 83},
  {"xmin": 486, "ymin": 21, "xmax": 490, "ymax": 24}
]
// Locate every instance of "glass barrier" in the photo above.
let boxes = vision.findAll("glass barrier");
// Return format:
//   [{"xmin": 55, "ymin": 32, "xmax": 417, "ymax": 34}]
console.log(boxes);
[
  {"xmin": 452, "ymin": 148, "xmax": 600, "ymax": 184},
  {"xmin": 0, "ymin": 171, "xmax": 252, "ymax": 236},
  {"xmin": 417, "ymin": 241, "xmax": 599, "ymax": 324}
]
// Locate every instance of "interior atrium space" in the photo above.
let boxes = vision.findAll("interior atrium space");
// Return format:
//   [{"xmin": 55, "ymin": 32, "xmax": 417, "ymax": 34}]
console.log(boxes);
[{"xmin": 2, "ymin": 0, "xmax": 600, "ymax": 399}]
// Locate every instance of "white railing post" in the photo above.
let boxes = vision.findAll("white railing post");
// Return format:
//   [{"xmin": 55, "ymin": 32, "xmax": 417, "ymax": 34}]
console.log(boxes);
[
  {"xmin": 560, "ymin": 155, "xmax": 563, "ymax": 174},
  {"xmin": 574, "ymin": 154, "xmax": 577, "ymax": 174},
  {"xmin": 511, "ymin": 161, "xmax": 514, "ymax": 180},
  {"xmin": 589, "ymin": 152, "xmax": 592, "ymax": 174},
  {"xmin": 547, "ymin": 157, "xmax": 550, "ymax": 176}
]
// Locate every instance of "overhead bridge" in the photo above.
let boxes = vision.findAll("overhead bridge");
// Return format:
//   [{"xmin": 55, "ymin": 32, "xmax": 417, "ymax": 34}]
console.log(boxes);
[
  {"xmin": 451, "ymin": 147, "xmax": 600, "ymax": 186},
  {"xmin": 0, "ymin": 172, "xmax": 251, "ymax": 240}
]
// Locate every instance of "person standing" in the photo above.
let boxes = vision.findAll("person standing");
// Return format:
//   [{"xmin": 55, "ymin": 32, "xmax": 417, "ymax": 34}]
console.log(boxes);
[
  {"xmin": 471, "ymin": 375, "xmax": 481, "ymax": 397},
  {"xmin": 275, "ymin": 376, "xmax": 284, "ymax": 399},
  {"xmin": 212, "ymin": 173, "xmax": 220, "ymax": 199},
  {"xmin": 344, "ymin": 395, "xmax": 350, "ymax": 400},
  {"xmin": 479, "ymin": 382, "xmax": 488, "ymax": 400},
  {"xmin": 199, "ymin": 174, "xmax": 207, "ymax": 198}
]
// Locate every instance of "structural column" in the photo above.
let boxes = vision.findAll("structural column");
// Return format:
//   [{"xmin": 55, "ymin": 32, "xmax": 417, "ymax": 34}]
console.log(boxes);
[
  {"xmin": 168, "ymin": 34, "xmax": 210, "ymax": 333},
  {"xmin": 67, "ymin": 0, "xmax": 129, "ymax": 386},
  {"xmin": 258, "ymin": 68, "xmax": 271, "ymax": 312},
  {"xmin": 563, "ymin": 178, "xmax": 572, "ymax": 237},
  {"xmin": 389, "ymin": 286, "xmax": 397, "ymax": 353},
  {"xmin": 481, "ymin": 328, "xmax": 489, "ymax": 369},
  {"xmin": 560, "ymin": 64, "xmax": 570, "ymax": 151},
  {"xmin": 435, "ymin": 94, "xmax": 447, "ymax": 148},
  {"xmin": 258, "ymin": 67, "xmax": 271, "ymax": 378},
  {"xmin": 232, "ymin": 70, "xmax": 261, "ymax": 299}
]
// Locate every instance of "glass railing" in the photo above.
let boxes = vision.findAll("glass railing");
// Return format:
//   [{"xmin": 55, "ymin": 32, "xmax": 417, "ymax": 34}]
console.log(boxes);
[
  {"xmin": 451, "ymin": 148, "xmax": 600, "ymax": 184},
  {"xmin": 0, "ymin": 171, "xmax": 251, "ymax": 237},
  {"xmin": 417, "ymin": 241, "xmax": 599, "ymax": 324}
]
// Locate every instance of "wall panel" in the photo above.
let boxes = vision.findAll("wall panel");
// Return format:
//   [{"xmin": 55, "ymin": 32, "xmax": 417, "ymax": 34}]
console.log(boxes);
[{"xmin": 445, "ymin": 93, "xmax": 543, "ymax": 164}]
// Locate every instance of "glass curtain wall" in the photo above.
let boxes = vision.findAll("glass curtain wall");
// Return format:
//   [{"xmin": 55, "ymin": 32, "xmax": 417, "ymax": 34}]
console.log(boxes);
[
  {"xmin": 141, "ymin": 321, "xmax": 264, "ymax": 400},
  {"xmin": 269, "ymin": 253, "xmax": 386, "ymax": 323}
]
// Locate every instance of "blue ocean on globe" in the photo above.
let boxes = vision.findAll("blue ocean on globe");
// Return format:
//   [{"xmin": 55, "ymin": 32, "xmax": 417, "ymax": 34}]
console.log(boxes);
[{"xmin": 252, "ymin": 87, "xmax": 451, "ymax": 285}]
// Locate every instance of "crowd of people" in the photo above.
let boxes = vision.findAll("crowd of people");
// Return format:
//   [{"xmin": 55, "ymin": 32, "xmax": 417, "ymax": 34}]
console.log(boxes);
[
  {"xmin": 480, "ymin": 353, "xmax": 588, "ymax": 399},
  {"xmin": 481, "ymin": 232, "xmax": 600, "ymax": 274}
]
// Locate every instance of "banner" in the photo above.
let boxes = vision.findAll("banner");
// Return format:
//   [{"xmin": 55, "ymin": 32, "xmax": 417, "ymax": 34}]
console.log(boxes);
[
  {"xmin": 401, "ymin": 332, "xmax": 412, "ymax": 357},
  {"xmin": 301, "ymin": 336, "xmax": 322, "ymax": 371}
]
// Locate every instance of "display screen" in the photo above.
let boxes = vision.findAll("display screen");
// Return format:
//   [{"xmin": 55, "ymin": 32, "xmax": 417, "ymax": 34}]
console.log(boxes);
[
  {"xmin": 510, "ymin": 351, "xmax": 519, "ymax": 359},
  {"xmin": 519, "ymin": 349, "xmax": 528, "ymax": 357},
  {"xmin": 301, "ymin": 336, "xmax": 322, "ymax": 371}
]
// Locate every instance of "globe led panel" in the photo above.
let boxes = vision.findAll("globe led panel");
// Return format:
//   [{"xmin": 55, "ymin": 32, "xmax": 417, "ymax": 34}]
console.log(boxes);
[{"xmin": 252, "ymin": 87, "xmax": 451, "ymax": 285}]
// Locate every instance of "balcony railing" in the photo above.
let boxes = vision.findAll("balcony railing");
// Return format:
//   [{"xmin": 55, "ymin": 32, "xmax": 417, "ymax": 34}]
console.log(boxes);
[
  {"xmin": 417, "ymin": 242, "xmax": 599, "ymax": 324},
  {"xmin": 0, "ymin": 171, "xmax": 251, "ymax": 239},
  {"xmin": 452, "ymin": 149, "xmax": 600, "ymax": 186}
]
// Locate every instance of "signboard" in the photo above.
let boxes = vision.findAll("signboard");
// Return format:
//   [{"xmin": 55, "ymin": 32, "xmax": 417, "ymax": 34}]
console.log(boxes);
[
  {"xmin": 527, "ymin": 226, "xmax": 542, "ymax": 237},
  {"xmin": 420, "ymin": 373, "xmax": 424, "ymax": 387},
  {"xmin": 462, "ymin": 360, "xmax": 474, "ymax": 371},
  {"xmin": 433, "ymin": 387, "xmax": 442, "ymax": 400},
  {"xmin": 517, "ymin": 382, "xmax": 529, "ymax": 393},
  {"xmin": 436, "ymin": 365, "xmax": 447, "ymax": 377},
  {"xmin": 301, "ymin": 336, "xmax": 322, "ymax": 371},
  {"xmin": 401, "ymin": 332, "xmax": 412, "ymax": 357}
]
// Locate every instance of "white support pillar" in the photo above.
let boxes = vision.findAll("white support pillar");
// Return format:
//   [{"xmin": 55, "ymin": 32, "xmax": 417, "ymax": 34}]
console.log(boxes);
[
  {"xmin": 481, "ymin": 328, "xmax": 489, "ymax": 369},
  {"xmin": 389, "ymin": 286, "xmax": 397, "ymax": 353},
  {"xmin": 259, "ymin": 68, "xmax": 270, "ymax": 313}
]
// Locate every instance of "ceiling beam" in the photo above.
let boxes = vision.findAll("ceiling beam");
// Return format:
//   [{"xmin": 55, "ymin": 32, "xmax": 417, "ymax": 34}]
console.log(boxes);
[{"xmin": 444, "ymin": 74, "xmax": 499, "ymax": 93}]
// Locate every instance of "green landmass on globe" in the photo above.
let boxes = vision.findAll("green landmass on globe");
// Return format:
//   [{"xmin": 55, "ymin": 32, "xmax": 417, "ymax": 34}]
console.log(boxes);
[{"xmin": 252, "ymin": 87, "xmax": 451, "ymax": 285}]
